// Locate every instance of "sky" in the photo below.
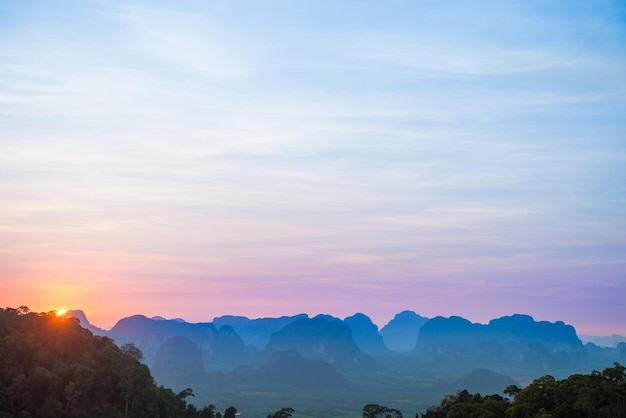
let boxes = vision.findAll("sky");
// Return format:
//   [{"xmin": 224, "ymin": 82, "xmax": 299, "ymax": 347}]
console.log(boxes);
[{"xmin": 1, "ymin": 0, "xmax": 625, "ymax": 335}]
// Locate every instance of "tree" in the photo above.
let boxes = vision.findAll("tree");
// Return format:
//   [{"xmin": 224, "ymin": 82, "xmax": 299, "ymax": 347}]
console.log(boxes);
[
  {"xmin": 178, "ymin": 388, "xmax": 195, "ymax": 400},
  {"xmin": 267, "ymin": 407, "xmax": 295, "ymax": 418},
  {"xmin": 121, "ymin": 343, "xmax": 144, "ymax": 362},
  {"xmin": 506, "ymin": 375, "xmax": 557, "ymax": 418},
  {"xmin": 363, "ymin": 403, "xmax": 403, "ymax": 418},
  {"xmin": 506, "ymin": 362, "xmax": 626, "ymax": 418},
  {"xmin": 200, "ymin": 404, "xmax": 217, "ymax": 418},
  {"xmin": 504, "ymin": 384, "xmax": 521, "ymax": 398},
  {"xmin": 224, "ymin": 406, "xmax": 238, "ymax": 418},
  {"xmin": 421, "ymin": 390, "xmax": 510, "ymax": 418}
]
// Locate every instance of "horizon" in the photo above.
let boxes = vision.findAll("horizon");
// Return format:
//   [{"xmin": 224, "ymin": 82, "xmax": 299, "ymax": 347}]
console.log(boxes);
[
  {"xmin": 2, "ymin": 1, "xmax": 625, "ymax": 337},
  {"xmin": 42, "ymin": 307, "xmax": 624, "ymax": 339}
]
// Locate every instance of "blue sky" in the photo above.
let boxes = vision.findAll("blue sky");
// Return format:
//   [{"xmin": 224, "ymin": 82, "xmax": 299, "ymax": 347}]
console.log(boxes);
[{"xmin": 1, "ymin": 0, "xmax": 625, "ymax": 334}]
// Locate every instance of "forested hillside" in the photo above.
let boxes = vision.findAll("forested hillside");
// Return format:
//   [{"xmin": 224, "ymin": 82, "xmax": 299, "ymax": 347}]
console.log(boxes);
[
  {"xmin": 0, "ymin": 306, "xmax": 218, "ymax": 418},
  {"xmin": 421, "ymin": 363, "xmax": 626, "ymax": 418}
]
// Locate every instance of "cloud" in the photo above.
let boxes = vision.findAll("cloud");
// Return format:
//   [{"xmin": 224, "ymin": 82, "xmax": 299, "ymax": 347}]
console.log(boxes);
[
  {"xmin": 1, "ymin": 0, "xmax": 625, "ymax": 333},
  {"xmin": 111, "ymin": 4, "xmax": 253, "ymax": 79}
]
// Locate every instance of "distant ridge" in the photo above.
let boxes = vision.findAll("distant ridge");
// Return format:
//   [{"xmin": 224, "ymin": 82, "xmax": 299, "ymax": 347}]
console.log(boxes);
[
  {"xmin": 66, "ymin": 309, "xmax": 107, "ymax": 336},
  {"xmin": 213, "ymin": 313, "xmax": 308, "ymax": 349},
  {"xmin": 68, "ymin": 309, "xmax": 622, "ymax": 349},
  {"xmin": 344, "ymin": 313, "xmax": 390, "ymax": 356},
  {"xmin": 417, "ymin": 314, "xmax": 583, "ymax": 349},
  {"xmin": 63, "ymin": 308, "xmax": 624, "ymax": 379},
  {"xmin": 152, "ymin": 315, "xmax": 187, "ymax": 322},
  {"xmin": 255, "ymin": 349, "xmax": 349, "ymax": 389},
  {"xmin": 152, "ymin": 335, "xmax": 205, "ymax": 382},
  {"xmin": 415, "ymin": 314, "xmax": 586, "ymax": 373},
  {"xmin": 380, "ymin": 310, "xmax": 429, "ymax": 352},
  {"xmin": 580, "ymin": 334, "xmax": 626, "ymax": 347},
  {"xmin": 265, "ymin": 315, "xmax": 376, "ymax": 371},
  {"xmin": 107, "ymin": 314, "xmax": 249, "ymax": 370}
]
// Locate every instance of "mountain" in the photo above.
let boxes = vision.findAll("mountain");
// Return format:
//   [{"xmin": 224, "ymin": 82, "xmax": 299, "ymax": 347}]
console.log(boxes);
[
  {"xmin": 417, "ymin": 314, "xmax": 583, "ymax": 349},
  {"xmin": 230, "ymin": 349, "xmax": 350, "ymax": 390},
  {"xmin": 415, "ymin": 314, "xmax": 586, "ymax": 374},
  {"xmin": 152, "ymin": 315, "xmax": 186, "ymax": 323},
  {"xmin": 66, "ymin": 309, "xmax": 107, "ymax": 336},
  {"xmin": 108, "ymin": 314, "xmax": 249, "ymax": 370},
  {"xmin": 108, "ymin": 314, "xmax": 211, "ymax": 362},
  {"xmin": 580, "ymin": 334, "xmax": 626, "ymax": 347},
  {"xmin": 265, "ymin": 315, "xmax": 376, "ymax": 371},
  {"xmin": 258, "ymin": 349, "xmax": 350, "ymax": 389},
  {"xmin": 67, "ymin": 309, "xmax": 625, "ymax": 386},
  {"xmin": 487, "ymin": 315, "xmax": 582, "ymax": 351},
  {"xmin": 585, "ymin": 341, "xmax": 626, "ymax": 370},
  {"xmin": 380, "ymin": 310, "xmax": 429, "ymax": 352},
  {"xmin": 417, "ymin": 315, "xmax": 479, "ymax": 345},
  {"xmin": 152, "ymin": 336, "xmax": 205, "ymax": 383},
  {"xmin": 344, "ymin": 313, "xmax": 390, "ymax": 356},
  {"xmin": 212, "ymin": 313, "xmax": 308, "ymax": 349}
]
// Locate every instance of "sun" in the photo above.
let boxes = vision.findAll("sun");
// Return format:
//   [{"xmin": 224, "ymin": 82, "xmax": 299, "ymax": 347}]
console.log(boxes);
[{"xmin": 55, "ymin": 309, "xmax": 68, "ymax": 316}]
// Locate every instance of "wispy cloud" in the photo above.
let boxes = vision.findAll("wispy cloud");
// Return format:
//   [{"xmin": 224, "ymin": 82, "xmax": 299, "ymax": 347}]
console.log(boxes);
[{"xmin": 1, "ymin": 0, "xmax": 625, "ymax": 333}]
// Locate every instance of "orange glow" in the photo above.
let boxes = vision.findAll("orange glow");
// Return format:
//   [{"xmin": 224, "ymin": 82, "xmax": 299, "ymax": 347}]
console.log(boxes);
[{"xmin": 55, "ymin": 309, "xmax": 68, "ymax": 316}]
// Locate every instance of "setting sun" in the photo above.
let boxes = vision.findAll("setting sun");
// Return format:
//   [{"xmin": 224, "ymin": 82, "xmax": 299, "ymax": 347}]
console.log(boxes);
[{"xmin": 55, "ymin": 309, "xmax": 68, "ymax": 317}]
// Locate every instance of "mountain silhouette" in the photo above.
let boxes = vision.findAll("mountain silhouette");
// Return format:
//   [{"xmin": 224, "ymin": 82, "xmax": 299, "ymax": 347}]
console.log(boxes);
[
  {"xmin": 380, "ymin": 310, "xmax": 429, "ymax": 352},
  {"xmin": 580, "ymin": 334, "xmax": 626, "ymax": 348},
  {"xmin": 415, "ymin": 314, "xmax": 586, "ymax": 374},
  {"xmin": 265, "ymin": 315, "xmax": 376, "ymax": 371},
  {"xmin": 152, "ymin": 335, "xmax": 205, "ymax": 383},
  {"xmin": 212, "ymin": 313, "xmax": 308, "ymax": 349},
  {"xmin": 66, "ymin": 309, "xmax": 107, "ymax": 336},
  {"xmin": 108, "ymin": 314, "xmax": 248, "ymax": 370},
  {"xmin": 344, "ymin": 313, "xmax": 390, "ymax": 356},
  {"xmin": 64, "ymin": 309, "xmax": 623, "ymax": 384},
  {"xmin": 417, "ymin": 314, "xmax": 582, "ymax": 350},
  {"xmin": 255, "ymin": 349, "xmax": 349, "ymax": 389}
]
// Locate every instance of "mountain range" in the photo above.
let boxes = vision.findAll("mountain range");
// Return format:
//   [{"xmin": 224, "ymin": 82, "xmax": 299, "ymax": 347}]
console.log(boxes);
[{"xmin": 66, "ymin": 309, "xmax": 626, "ymax": 399}]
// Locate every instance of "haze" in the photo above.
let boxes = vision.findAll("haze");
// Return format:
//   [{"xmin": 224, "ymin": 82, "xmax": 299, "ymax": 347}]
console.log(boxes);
[{"xmin": 1, "ymin": 1, "xmax": 625, "ymax": 335}]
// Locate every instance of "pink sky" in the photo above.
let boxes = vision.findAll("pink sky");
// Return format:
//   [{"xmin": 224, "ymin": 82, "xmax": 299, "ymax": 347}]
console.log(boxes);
[
  {"xmin": 1, "ymin": 1, "xmax": 625, "ymax": 337},
  {"xmin": 3, "ymin": 256, "xmax": 624, "ymax": 336}
]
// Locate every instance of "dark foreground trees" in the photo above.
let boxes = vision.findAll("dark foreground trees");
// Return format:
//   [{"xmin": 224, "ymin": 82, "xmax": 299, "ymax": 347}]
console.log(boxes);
[
  {"xmin": 363, "ymin": 403, "xmax": 403, "ymax": 418},
  {"xmin": 506, "ymin": 362, "xmax": 626, "ymax": 418},
  {"xmin": 421, "ymin": 390, "xmax": 510, "ymax": 418},
  {"xmin": 0, "ymin": 306, "xmax": 216, "ymax": 418},
  {"xmin": 420, "ymin": 362, "xmax": 626, "ymax": 418},
  {"xmin": 267, "ymin": 407, "xmax": 295, "ymax": 418}
]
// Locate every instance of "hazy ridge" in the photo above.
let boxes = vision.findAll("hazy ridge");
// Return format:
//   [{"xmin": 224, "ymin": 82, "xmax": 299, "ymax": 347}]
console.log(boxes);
[{"xmin": 64, "ymin": 309, "xmax": 626, "ymax": 417}]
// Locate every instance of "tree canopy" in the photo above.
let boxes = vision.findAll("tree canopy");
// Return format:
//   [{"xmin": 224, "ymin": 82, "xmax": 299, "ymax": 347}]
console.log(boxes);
[
  {"xmin": 0, "ymin": 306, "xmax": 218, "ymax": 418},
  {"xmin": 420, "ymin": 362, "xmax": 626, "ymax": 418},
  {"xmin": 363, "ymin": 403, "xmax": 403, "ymax": 418},
  {"xmin": 267, "ymin": 407, "xmax": 295, "ymax": 418}
]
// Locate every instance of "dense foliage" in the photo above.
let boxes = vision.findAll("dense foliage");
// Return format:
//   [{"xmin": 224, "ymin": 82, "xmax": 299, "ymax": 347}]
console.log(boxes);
[
  {"xmin": 363, "ymin": 403, "xmax": 403, "ymax": 418},
  {"xmin": 420, "ymin": 362, "xmax": 626, "ymax": 418},
  {"xmin": 420, "ymin": 390, "xmax": 510, "ymax": 418},
  {"xmin": 0, "ymin": 306, "xmax": 218, "ymax": 418},
  {"xmin": 266, "ymin": 407, "xmax": 295, "ymax": 418}
]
